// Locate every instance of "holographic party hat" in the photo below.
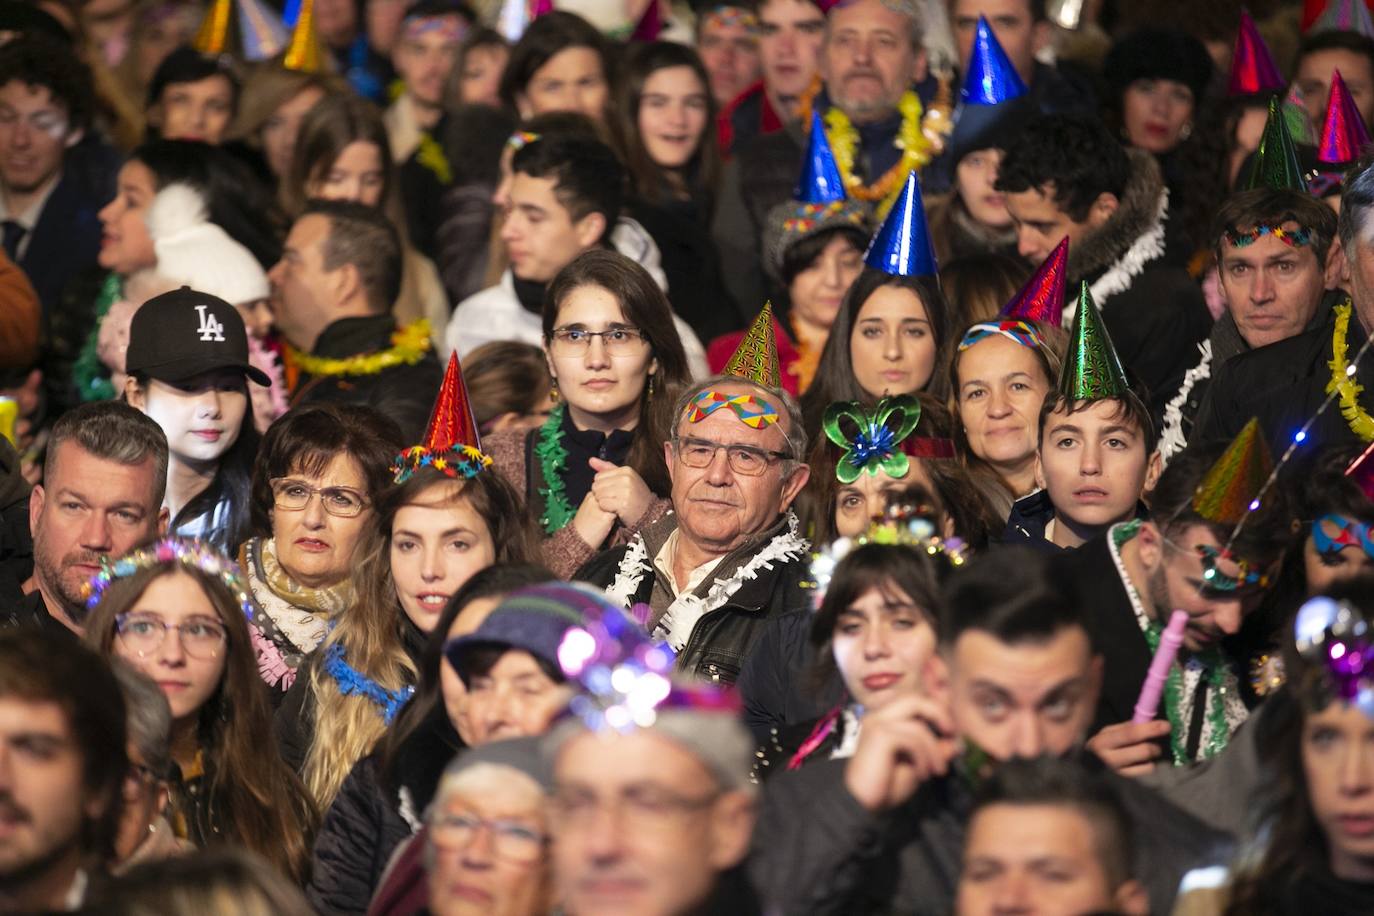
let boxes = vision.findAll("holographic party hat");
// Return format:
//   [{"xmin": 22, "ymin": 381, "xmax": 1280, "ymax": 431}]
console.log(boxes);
[
  {"xmin": 1191, "ymin": 418, "xmax": 1274, "ymax": 525},
  {"xmin": 1319, "ymin": 69, "xmax": 1373, "ymax": 165},
  {"xmin": 1058, "ymin": 282, "xmax": 1129, "ymax": 402},
  {"xmin": 1000, "ymin": 237, "xmax": 1067, "ymax": 326},
  {"xmin": 723, "ymin": 302, "xmax": 782, "ymax": 390},
  {"xmin": 237, "ymin": 0, "xmax": 288, "ymax": 60},
  {"xmin": 393, "ymin": 352, "xmax": 491, "ymax": 483},
  {"xmin": 1311, "ymin": 0, "xmax": 1374, "ymax": 37},
  {"xmin": 795, "ymin": 109, "xmax": 847, "ymax": 204},
  {"xmin": 629, "ymin": 0, "xmax": 664, "ymax": 40},
  {"xmin": 961, "ymin": 15, "xmax": 1028, "ymax": 105},
  {"xmin": 862, "ymin": 171, "xmax": 938, "ymax": 277},
  {"xmin": 1246, "ymin": 96, "xmax": 1310, "ymax": 191},
  {"xmin": 283, "ymin": 0, "xmax": 325, "ymax": 72},
  {"xmin": 1228, "ymin": 9, "xmax": 1287, "ymax": 97},
  {"xmin": 192, "ymin": 0, "xmax": 233, "ymax": 55}
]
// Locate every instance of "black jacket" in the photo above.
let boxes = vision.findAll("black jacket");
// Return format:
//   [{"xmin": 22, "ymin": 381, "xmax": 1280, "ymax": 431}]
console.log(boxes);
[
  {"xmin": 1195, "ymin": 303, "xmax": 1362, "ymax": 457},
  {"xmin": 629, "ymin": 195, "xmax": 738, "ymax": 343},
  {"xmin": 291, "ymin": 315, "xmax": 443, "ymax": 444},
  {"xmin": 737, "ymin": 608, "xmax": 843, "ymax": 742},
  {"xmin": 574, "ymin": 514, "xmax": 812, "ymax": 684},
  {"xmin": 998, "ymin": 490, "xmax": 1061, "ymax": 552},
  {"xmin": 749, "ymin": 752, "xmax": 1231, "ymax": 915}
]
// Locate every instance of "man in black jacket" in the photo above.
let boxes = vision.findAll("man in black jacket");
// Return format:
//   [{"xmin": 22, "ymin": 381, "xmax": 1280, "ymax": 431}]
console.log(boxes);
[
  {"xmin": 268, "ymin": 198, "xmax": 442, "ymax": 443},
  {"xmin": 996, "ymin": 115, "xmax": 1212, "ymax": 421},
  {"xmin": 748, "ymin": 547, "xmax": 1230, "ymax": 915},
  {"xmin": 576, "ymin": 372, "xmax": 811, "ymax": 683}
]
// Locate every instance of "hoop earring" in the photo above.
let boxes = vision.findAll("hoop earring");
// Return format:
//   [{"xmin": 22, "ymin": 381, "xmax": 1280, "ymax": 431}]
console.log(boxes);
[{"xmin": 1179, "ymin": 121, "xmax": 1193, "ymax": 140}]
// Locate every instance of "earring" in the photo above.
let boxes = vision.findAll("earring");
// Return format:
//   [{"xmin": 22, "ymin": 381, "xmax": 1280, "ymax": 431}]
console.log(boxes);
[
  {"xmin": 549, "ymin": 379, "xmax": 560, "ymax": 403},
  {"xmin": 647, "ymin": 375, "xmax": 655, "ymax": 400},
  {"xmin": 1179, "ymin": 121, "xmax": 1193, "ymax": 140}
]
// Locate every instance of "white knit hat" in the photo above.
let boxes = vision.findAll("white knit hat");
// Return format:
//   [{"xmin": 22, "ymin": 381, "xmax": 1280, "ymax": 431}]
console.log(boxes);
[{"xmin": 146, "ymin": 183, "xmax": 270, "ymax": 307}]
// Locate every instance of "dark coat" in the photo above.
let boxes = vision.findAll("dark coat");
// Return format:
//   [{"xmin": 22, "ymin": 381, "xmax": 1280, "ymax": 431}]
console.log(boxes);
[
  {"xmin": 749, "ymin": 752, "xmax": 1231, "ymax": 916},
  {"xmin": 575, "ymin": 515, "xmax": 812, "ymax": 684},
  {"xmin": 737, "ymin": 608, "xmax": 842, "ymax": 742},
  {"xmin": 1195, "ymin": 303, "xmax": 1361, "ymax": 457},
  {"xmin": 629, "ymin": 195, "xmax": 738, "ymax": 343},
  {"xmin": 290, "ymin": 315, "xmax": 443, "ymax": 444},
  {"xmin": 998, "ymin": 489, "xmax": 1062, "ymax": 551}
]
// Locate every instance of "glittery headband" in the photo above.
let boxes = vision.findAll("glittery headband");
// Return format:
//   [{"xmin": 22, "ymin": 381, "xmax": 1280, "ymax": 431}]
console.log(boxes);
[
  {"xmin": 957, "ymin": 319, "xmax": 1046, "ymax": 353},
  {"xmin": 1294, "ymin": 595, "xmax": 1374, "ymax": 718},
  {"xmin": 782, "ymin": 201, "xmax": 865, "ymax": 234},
  {"xmin": 83, "ymin": 537, "xmax": 261, "ymax": 624},
  {"xmin": 1223, "ymin": 224, "xmax": 1314, "ymax": 248},
  {"xmin": 392, "ymin": 444, "xmax": 492, "ymax": 484}
]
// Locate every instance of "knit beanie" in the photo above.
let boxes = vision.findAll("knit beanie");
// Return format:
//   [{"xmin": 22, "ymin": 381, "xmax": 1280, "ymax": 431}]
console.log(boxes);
[{"xmin": 147, "ymin": 183, "xmax": 270, "ymax": 307}]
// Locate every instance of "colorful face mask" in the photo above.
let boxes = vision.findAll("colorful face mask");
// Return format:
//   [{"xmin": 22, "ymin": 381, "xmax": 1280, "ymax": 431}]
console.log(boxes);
[
  {"xmin": 1196, "ymin": 544, "xmax": 1272, "ymax": 594},
  {"xmin": 684, "ymin": 389, "xmax": 779, "ymax": 428},
  {"xmin": 956, "ymin": 319, "xmax": 1045, "ymax": 353},
  {"xmin": 1312, "ymin": 513, "xmax": 1374, "ymax": 560}
]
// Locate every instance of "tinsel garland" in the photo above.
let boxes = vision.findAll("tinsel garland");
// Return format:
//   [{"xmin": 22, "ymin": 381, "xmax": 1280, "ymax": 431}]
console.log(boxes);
[
  {"xmin": 534, "ymin": 403, "xmax": 575, "ymax": 535},
  {"xmin": 322, "ymin": 642, "xmax": 414, "ymax": 725},
  {"xmin": 1328, "ymin": 301, "xmax": 1374, "ymax": 441},
  {"xmin": 72, "ymin": 273, "xmax": 123, "ymax": 402},
  {"xmin": 287, "ymin": 320, "xmax": 431, "ymax": 378}
]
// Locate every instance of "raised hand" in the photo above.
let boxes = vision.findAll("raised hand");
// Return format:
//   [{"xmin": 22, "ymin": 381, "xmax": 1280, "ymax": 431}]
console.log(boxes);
[
  {"xmin": 588, "ymin": 456, "xmax": 654, "ymax": 527},
  {"xmin": 1086, "ymin": 719, "xmax": 1171, "ymax": 777},
  {"xmin": 844, "ymin": 694, "xmax": 958, "ymax": 813}
]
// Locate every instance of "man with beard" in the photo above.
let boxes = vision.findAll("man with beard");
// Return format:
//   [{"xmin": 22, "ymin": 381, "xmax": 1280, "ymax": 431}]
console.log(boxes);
[
  {"xmin": 1076, "ymin": 424, "xmax": 1291, "ymax": 772},
  {"xmin": 8, "ymin": 402, "xmax": 167, "ymax": 634},
  {"xmin": 0, "ymin": 629, "xmax": 126, "ymax": 912}
]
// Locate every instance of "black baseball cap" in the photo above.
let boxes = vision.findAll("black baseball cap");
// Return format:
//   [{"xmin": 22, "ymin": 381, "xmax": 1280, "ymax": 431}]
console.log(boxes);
[{"xmin": 125, "ymin": 287, "xmax": 271, "ymax": 387}]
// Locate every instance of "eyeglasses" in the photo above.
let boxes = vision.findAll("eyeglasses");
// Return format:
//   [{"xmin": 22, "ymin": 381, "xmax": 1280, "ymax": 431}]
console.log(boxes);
[
  {"xmin": 549, "ymin": 785, "xmax": 720, "ymax": 834},
  {"xmin": 673, "ymin": 436, "xmax": 792, "ymax": 477},
  {"xmin": 115, "ymin": 612, "xmax": 227, "ymax": 660},
  {"xmin": 429, "ymin": 811, "xmax": 547, "ymax": 863},
  {"xmin": 548, "ymin": 327, "xmax": 648, "ymax": 357},
  {"xmin": 270, "ymin": 478, "xmax": 369, "ymax": 517}
]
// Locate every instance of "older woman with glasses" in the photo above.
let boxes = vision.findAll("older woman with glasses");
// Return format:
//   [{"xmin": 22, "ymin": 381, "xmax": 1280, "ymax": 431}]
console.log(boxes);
[
  {"xmin": 238, "ymin": 404, "xmax": 404, "ymax": 701},
  {"xmin": 483, "ymin": 250, "xmax": 691, "ymax": 578}
]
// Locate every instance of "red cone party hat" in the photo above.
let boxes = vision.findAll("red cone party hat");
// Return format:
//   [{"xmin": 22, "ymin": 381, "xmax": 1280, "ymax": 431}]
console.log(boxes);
[
  {"xmin": 1000, "ymin": 237, "xmax": 1068, "ymax": 326},
  {"xmin": 1319, "ymin": 69, "xmax": 1373, "ymax": 165},
  {"xmin": 1228, "ymin": 10, "xmax": 1287, "ymax": 97},
  {"xmin": 394, "ymin": 352, "xmax": 492, "ymax": 482}
]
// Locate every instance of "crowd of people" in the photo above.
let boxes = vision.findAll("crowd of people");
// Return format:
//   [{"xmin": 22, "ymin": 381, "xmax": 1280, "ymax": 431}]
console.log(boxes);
[{"xmin": 5, "ymin": 0, "xmax": 1374, "ymax": 913}]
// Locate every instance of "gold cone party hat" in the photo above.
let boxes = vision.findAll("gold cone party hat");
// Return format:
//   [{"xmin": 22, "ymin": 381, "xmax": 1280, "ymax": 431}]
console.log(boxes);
[
  {"xmin": 723, "ymin": 302, "xmax": 782, "ymax": 390},
  {"xmin": 1191, "ymin": 418, "xmax": 1274, "ymax": 526},
  {"xmin": 283, "ymin": 0, "xmax": 325, "ymax": 73},
  {"xmin": 193, "ymin": 0, "xmax": 234, "ymax": 55}
]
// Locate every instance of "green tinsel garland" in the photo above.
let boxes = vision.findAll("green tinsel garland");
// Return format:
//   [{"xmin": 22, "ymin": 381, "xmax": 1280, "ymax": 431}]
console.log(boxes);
[
  {"xmin": 71, "ymin": 273, "xmax": 122, "ymax": 403},
  {"xmin": 534, "ymin": 404, "xmax": 575, "ymax": 535}
]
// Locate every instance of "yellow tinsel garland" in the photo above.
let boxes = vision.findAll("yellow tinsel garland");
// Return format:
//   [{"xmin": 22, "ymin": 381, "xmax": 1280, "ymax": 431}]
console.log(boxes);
[
  {"xmin": 823, "ymin": 90, "xmax": 931, "ymax": 211},
  {"xmin": 288, "ymin": 320, "xmax": 432, "ymax": 378},
  {"xmin": 1327, "ymin": 302, "xmax": 1374, "ymax": 441}
]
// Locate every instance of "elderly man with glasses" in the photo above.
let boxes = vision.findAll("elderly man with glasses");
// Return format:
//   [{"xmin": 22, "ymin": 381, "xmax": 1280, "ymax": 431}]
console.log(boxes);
[{"xmin": 576, "ymin": 312, "xmax": 811, "ymax": 683}]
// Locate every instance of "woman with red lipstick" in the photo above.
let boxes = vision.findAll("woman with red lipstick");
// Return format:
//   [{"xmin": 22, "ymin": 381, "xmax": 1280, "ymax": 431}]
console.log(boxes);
[
  {"xmin": 753, "ymin": 536, "xmax": 951, "ymax": 779},
  {"xmin": 615, "ymin": 41, "xmax": 734, "ymax": 346},
  {"xmin": 483, "ymin": 249, "xmax": 690, "ymax": 578},
  {"xmin": 238, "ymin": 403, "xmax": 404, "ymax": 702},
  {"xmin": 84, "ymin": 538, "xmax": 317, "ymax": 882}
]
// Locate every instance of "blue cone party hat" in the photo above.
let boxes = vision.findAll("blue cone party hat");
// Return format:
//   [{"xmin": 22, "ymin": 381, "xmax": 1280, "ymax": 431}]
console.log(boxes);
[
  {"xmin": 961, "ymin": 15, "xmax": 1028, "ymax": 105},
  {"xmin": 863, "ymin": 171, "xmax": 938, "ymax": 277},
  {"xmin": 795, "ymin": 110, "xmax": 847, "ymax": 203}
]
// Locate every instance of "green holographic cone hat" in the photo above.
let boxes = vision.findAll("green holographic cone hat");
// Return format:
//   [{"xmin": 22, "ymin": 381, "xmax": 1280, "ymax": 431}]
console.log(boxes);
[
  {"xmin": 1192, "ymin": 418, "xmax": 1274, "ymax": 526},
  {"xmin": 1246, "ymin": 95, "xmax": 1310, "ymax": 192},
  {"xmin": 723, "ymin": 302, "xmax": 782, "ymax": 390},
  {"xmin": 1058, "ymin": 282, "xmax": 1130, "ymax": 402}
]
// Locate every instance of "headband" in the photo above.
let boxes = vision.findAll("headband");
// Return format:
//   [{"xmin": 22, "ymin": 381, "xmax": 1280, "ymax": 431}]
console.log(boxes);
[
  {"xmin": 823, "ymin": 395, "xmax": 954, "ymax": 484},
  {"xmin": 684, "ymin": 389, "xmax": 779, "ymax": 428},
  {"xmin": 1196, "ymin": 544, "xmax": 1272, "ymax": 594},
  {"xmin": 1222, "ymin": 224, "xmax": 1314, "ymax": 248},
  {"xmin": 393, "ymin": 443, "xmax": 492, "ymax": 484},
  {"xmin": 83, "ymin": 537, "xmax": 260, "ymax": 623},
  {"xmin": 703, "ymin": 7, "xmax": 758, "ymax": 33},
  {"xmin": 957, "ymin": 319, "xmax": 1046, "ymax": 353}
]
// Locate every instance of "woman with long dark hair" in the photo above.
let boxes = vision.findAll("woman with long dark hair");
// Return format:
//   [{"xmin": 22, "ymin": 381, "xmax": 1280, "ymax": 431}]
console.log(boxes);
[
  {"xmin": 483, "ymin": 249, "xmax": 691, "ymax": 577},
  {"xmin": 615, "ymin": 40, "xmax": 731, "ymax": 344},
  {"xmin": 498, "ymin": 10, "xmax": 614, "ymax": 125}
]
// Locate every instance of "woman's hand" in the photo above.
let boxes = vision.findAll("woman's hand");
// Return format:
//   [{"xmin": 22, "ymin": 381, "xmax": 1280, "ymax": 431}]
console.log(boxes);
[
  {"xmin": 844, "ymin": 694, "xmax": 957, "ymax": 813},
  {"xmin": 588, "ymin": 457, "xmax": 655, "ymax": 527},
  {"xmin": 570, "ymin": 489, "xmax": 618, "ymax": 549}
]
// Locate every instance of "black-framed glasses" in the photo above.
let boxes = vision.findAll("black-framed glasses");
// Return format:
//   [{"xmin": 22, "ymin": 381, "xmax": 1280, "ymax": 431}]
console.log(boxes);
[
  {"xmin": 672, "ymin": 436, "xmax": 792, "ymax": 477},
  {"xmin": 549, "ymin": 327, "xmax": 648, "ymax": 357},
  {"xmin": 428, "ymin": 811, "xmax": 548, "ymax": 863},
  {"xmin": 115, "ymin": 612, "xmax": 227, "ymax": 660},
  {"xmin": 269, "ymin": 478, "xmax": 369, "ymax": 517}
]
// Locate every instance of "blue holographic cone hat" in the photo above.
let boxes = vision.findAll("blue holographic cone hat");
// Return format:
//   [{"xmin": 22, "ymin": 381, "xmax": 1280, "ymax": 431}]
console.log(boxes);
[
  {"xmin": 862, "ymin": 170, "xmax": 938, "ymax": 277},
  {"xmin": 796, "ymin": 109, "xmax": 848, "ymax": 203},
  {"xmin": 961, "ymin": 15, "xmax": 1028, "ymax": 105}
]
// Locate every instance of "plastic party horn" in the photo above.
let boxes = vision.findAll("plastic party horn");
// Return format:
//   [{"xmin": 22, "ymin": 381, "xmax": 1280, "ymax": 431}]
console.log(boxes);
[{"xmin": 1133, "ymin": 609, "xmax": 1189, "ymax": 723}]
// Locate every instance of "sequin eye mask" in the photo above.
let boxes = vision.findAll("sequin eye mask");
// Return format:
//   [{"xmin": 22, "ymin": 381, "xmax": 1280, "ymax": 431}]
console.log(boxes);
[
  {"xmin": 1197, "ymin": 544, "xmax": 1271, "ymax": 593},
  {"xmin": 1223, "ymin": 224, "xmax": 1313, "ymax": 248},
  {"xmin": 1312, "ymin": 513, "xmax": 1374, "ymax": 560},
  {"xmin": 685, "ymin": 390, "xmax": 779, "ymax": 428}
]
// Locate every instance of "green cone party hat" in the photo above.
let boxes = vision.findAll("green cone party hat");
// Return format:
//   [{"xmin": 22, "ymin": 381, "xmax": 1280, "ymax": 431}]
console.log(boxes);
[
  {"xmin": 1058, "ymin": 282, "xmax": 1129, "ymax": 402},
  {"xmin": 1246, "ymin": 96, "xmax": 1310, "ymax": 192}
]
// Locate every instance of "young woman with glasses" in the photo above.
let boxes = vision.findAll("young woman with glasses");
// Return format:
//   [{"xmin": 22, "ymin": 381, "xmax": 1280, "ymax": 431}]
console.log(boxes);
[
  {"xmin": 483, "ymin": 249, "xmax": 691, "ymax": 577},
  {"xmin": 237, "ymin": 404, "xmax": 404, "ymax": 701},
  {"xmin": 84, "ymin": 538, "xmax": 317, "ymax": 882}
]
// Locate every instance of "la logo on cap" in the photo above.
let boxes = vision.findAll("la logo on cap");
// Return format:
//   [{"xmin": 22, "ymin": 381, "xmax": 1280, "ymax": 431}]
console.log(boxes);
[{"xmin": 195, "ymin": 304, "xmax": 225, "ymax": 343}]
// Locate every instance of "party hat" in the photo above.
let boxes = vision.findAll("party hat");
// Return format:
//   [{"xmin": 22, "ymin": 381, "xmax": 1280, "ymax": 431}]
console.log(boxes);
[
  {"xmin": 282, "ymin": 0, "xmax": 302, "ymax": 25},
  {"xmin": 961, "ymin": 15, "xmax": 1028, "ymax": 105},
  {"xmin": 723, "ymin": 302, "xmax": 782, "ymax": 390},
  {"xmin": 795, "ymin": 110, "xmax": 847, "ymax": 204},
  {"xmin": 1284, "ymin": 83, "xmax": 1317, "ymax": 145},
  {"xmin": 1191, "ymin": 418, "xmax": 1274, "ymax": 525},
  {"xmin": 1000, "ymin": 237, "xmax": 1067, "ymax": 326},
  {"xmin": 1311, "ymin": 0, "xmax": 1374, "ymax": 36},
  {"xmin": 1246, "ymin": 96, "xmax": 1309, "ymax": 191},
  {"xmin": 863, "ymin": 171, "xmax": 938, "ymax": 277},
  {"xmin": 1058, "ymin": 282, "xmax": 1129, "ymax": 402},
  {"xmin": 393, "ymin": 352, "xmax": 491, "ymax": 483},
  {"xmin": 1319, "ymin": 69, "xmax": 1373, "ymax": 165},
  {"xmin": 1346, "ymin": 441, "xmax": 1374, "ymax": 503},
  {"xmin": 498, "ymin": 0, "xmax": 529, "ymax": 41},
  {"xmin": 283, "ymin": 0, "xmax": 324, "ymax": 72},
  {"xmin": 1228, "ymin": 10, "xmax": 1287, "ymax": 97},
  {"xmin": 629, "ymin": 0, "xmax": 663, "ymax": 40},
  {"xmin": 238, "ymin": 0, "xmax": 288, "ymax": 60},
  {"xmin": 192, "ymin": 0, "xmax": 234, "ymax": 55},
  {"xmin": 531, "ymin": 0, "xmax": 555, "ymax": 17}
]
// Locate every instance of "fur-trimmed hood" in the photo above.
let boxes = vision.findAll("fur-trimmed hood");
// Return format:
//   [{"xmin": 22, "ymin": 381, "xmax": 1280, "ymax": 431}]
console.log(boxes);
[{"xmin": 1067, "ymin": 149, "xmax": 1167, "ymax": 281}]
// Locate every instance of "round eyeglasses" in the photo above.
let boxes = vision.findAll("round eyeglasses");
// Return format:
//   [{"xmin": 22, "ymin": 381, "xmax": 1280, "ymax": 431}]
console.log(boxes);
[
  {"xmin": 115, "ymin": 612, "xmax": 226, "ymax": 660},
  {"xmin": 269, "ymin": 478, "xmax": 369, "ymax": 517}
]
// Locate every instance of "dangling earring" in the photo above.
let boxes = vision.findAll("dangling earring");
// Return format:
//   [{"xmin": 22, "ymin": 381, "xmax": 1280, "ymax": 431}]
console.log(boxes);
[
  {"xmin": 549, "ymin": 379, "xmax": 560, "ymax": 403},
  {"xmin": 1179, "ymin": 121, "xmax": 1193, "ymax": 140},
  {"xmin": 647, "ymin": 374, "xmax": 655, "ymax": 401}
]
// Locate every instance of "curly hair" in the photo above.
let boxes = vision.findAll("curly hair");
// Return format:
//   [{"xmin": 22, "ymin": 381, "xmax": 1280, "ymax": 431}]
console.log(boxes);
[
  {"xmin": 994, "ymin": 114, "xmax": 1131, "ymax": 222},
  {"xmin": 0, "ymin": 32, "xmax": 94, "ymax": 133}
]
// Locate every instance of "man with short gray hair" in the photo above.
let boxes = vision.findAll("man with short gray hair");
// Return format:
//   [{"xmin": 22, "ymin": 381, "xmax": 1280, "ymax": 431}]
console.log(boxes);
[
  {"xmin": 8, "ymin": 401, "xmax": 168, "ymax": 634},
  {"xmin": 577, "ymin": 313, "xmax": 811, "ymax": 683}
]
